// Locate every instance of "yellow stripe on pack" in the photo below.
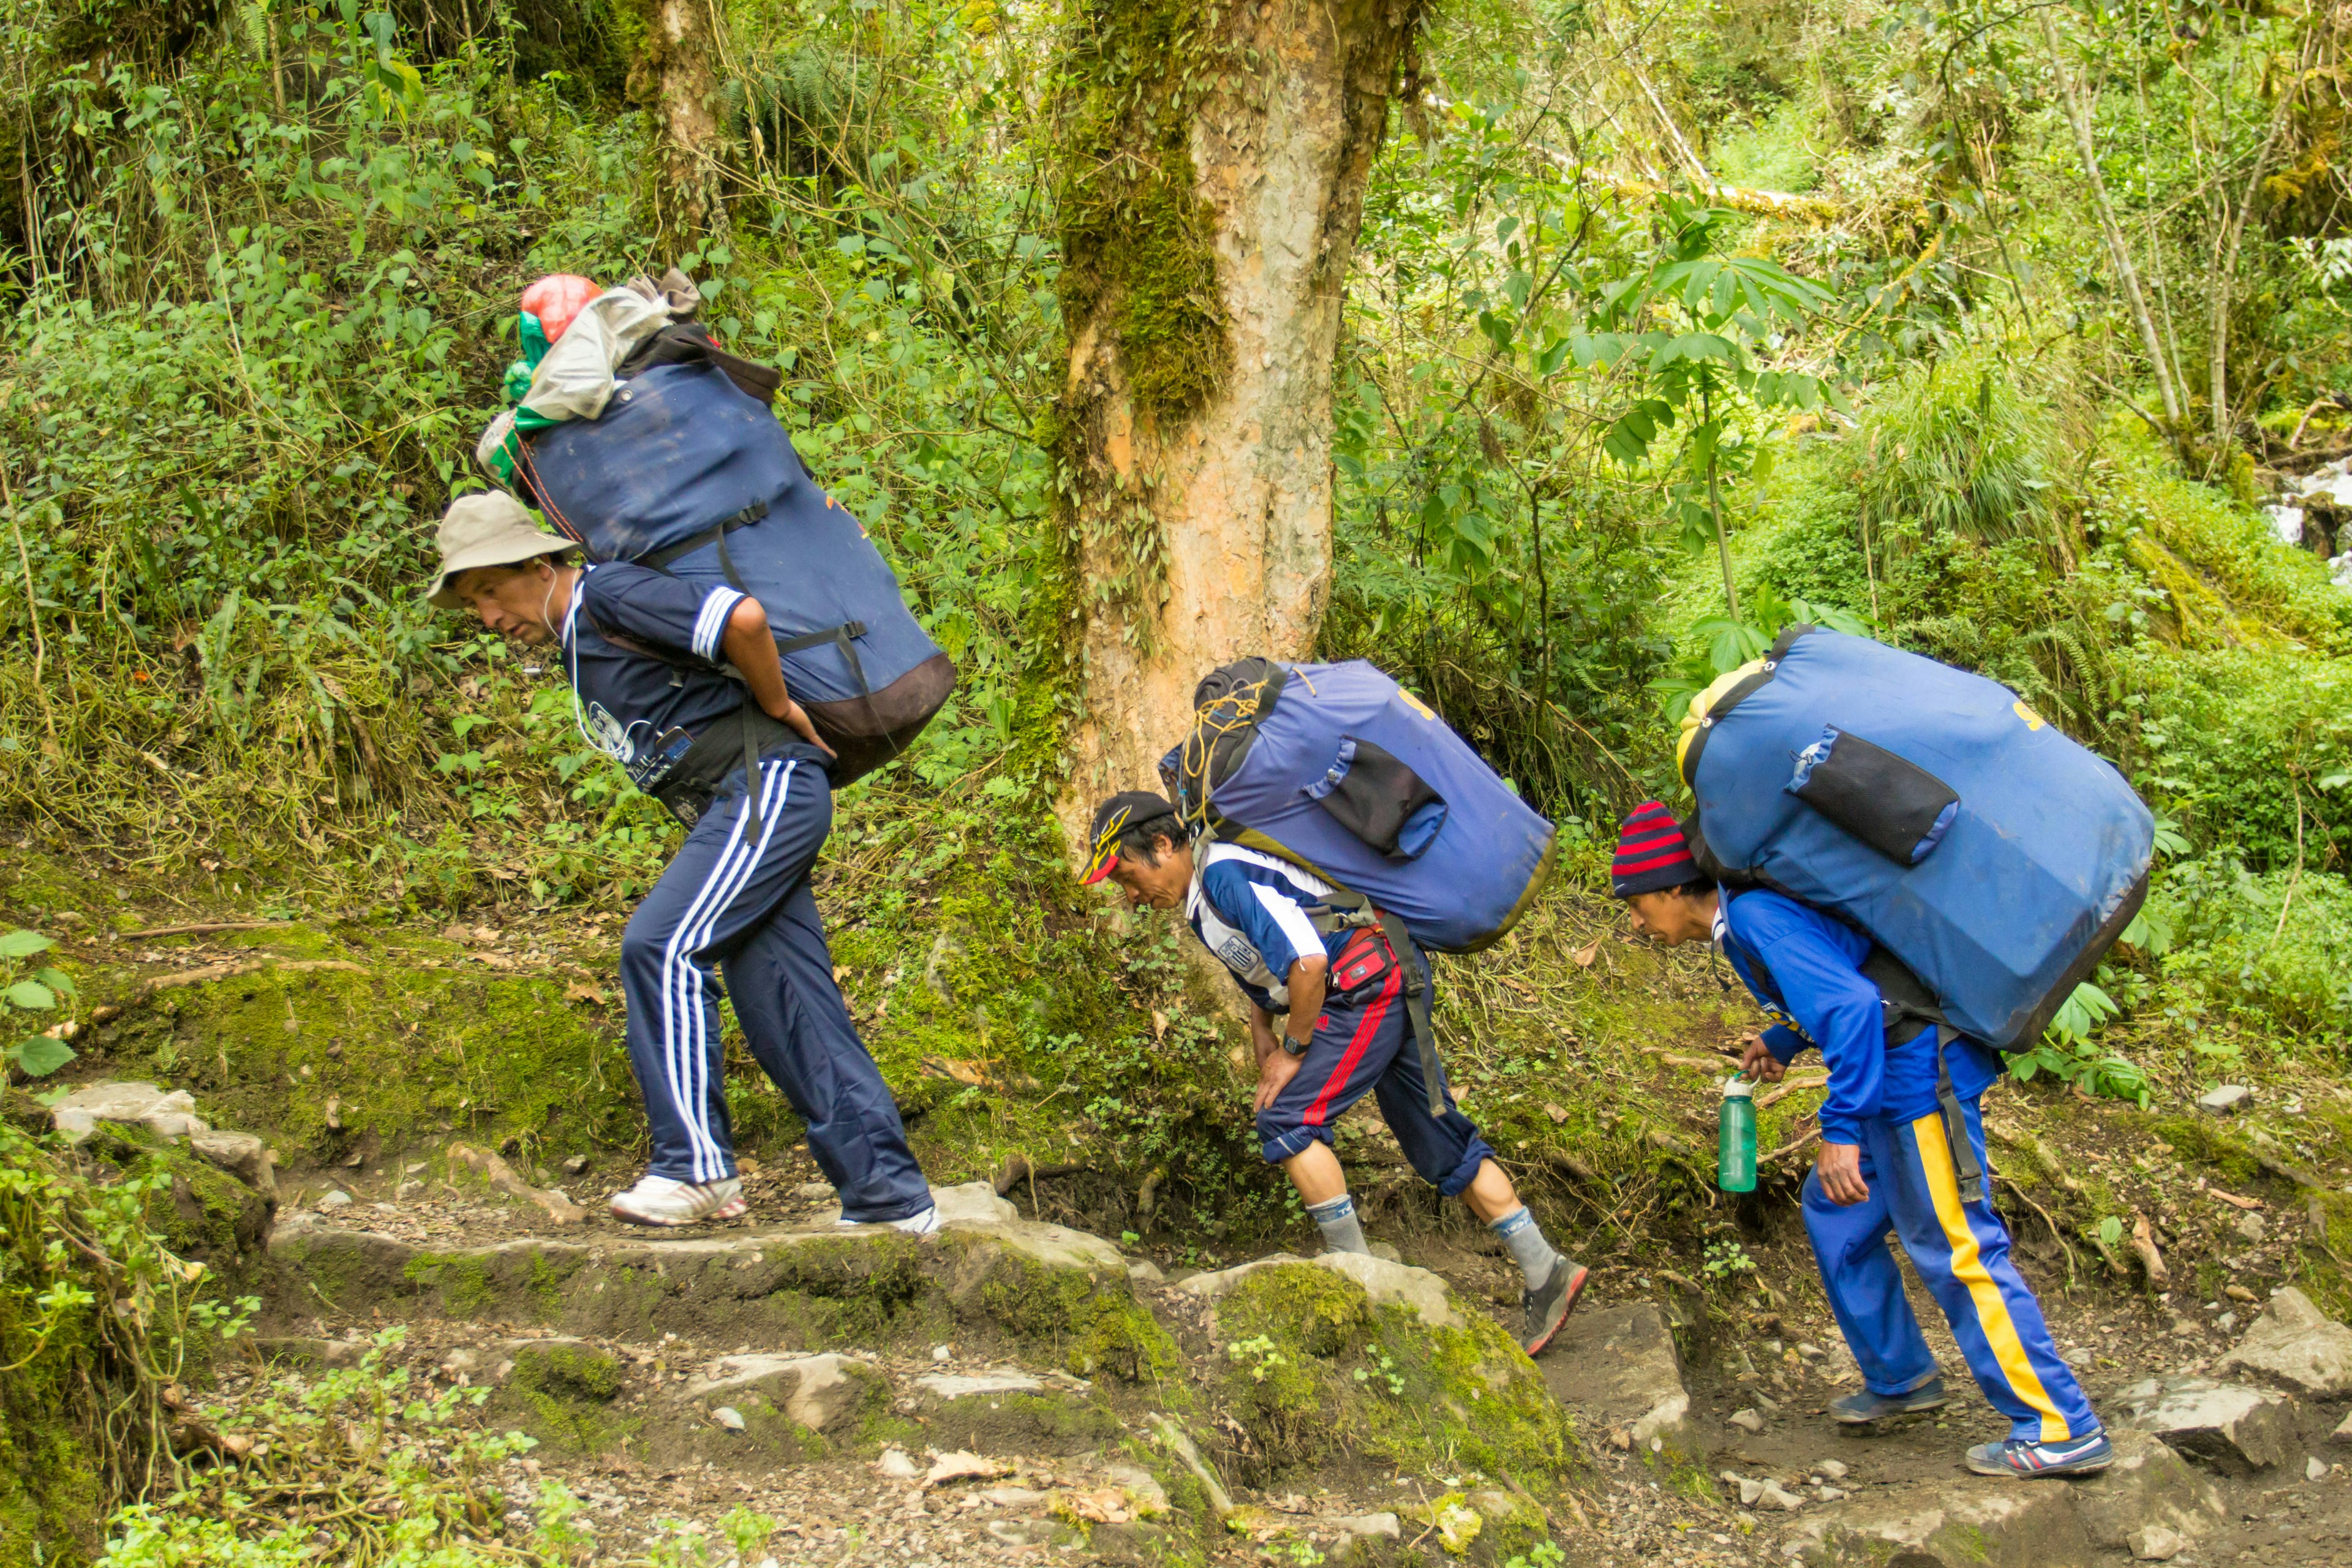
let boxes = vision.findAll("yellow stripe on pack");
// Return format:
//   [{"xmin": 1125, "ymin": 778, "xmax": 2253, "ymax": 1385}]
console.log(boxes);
[{"xmin": 1912, "ymin": 1112, "xmax": 2071, "ymax": 1444}]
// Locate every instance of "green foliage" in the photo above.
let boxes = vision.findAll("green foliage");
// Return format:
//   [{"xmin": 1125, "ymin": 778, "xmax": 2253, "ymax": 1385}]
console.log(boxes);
[
  {"xmin": 1843, "ymin": 346, "xmax": 2060, "ymax": 554},
  {"xmin": 0, "ymin": 1093, "xmax": 253, "ymax": 1566},
  {"xmin": 1, "ymin": 928, "xmax": 76, "ymax": 1078}
]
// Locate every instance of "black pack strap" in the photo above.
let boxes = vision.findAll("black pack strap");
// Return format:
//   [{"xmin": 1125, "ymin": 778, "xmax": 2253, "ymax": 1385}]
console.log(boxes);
[
  {"xmin": 1934, "ymin": 1027, "xmax": 1983, "ymax": 1188},
  {"xmin": 1379, "ymin": 911, "xmax": 1446, "ymax": 1120},
  {"xmin": 650, "ymin": 703, "xmax": 799, "ymax": 831},
  {"xmin": 641, "ymin": 503, "xmax": 771, "ymax": 574},
  {"xmin": 776, "ymin": 620, "xmax": 867, "ymax": 655},
  {"xmin": 1310, "ymin": 889, "xmax": 1443, "ymax": 1117}
]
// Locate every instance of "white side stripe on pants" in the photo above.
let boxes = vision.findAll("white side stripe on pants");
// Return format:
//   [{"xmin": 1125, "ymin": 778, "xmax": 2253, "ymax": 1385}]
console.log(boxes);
[{"xmin": 657, "ymin": 759, "xmax": 796, "ymax": 1183}]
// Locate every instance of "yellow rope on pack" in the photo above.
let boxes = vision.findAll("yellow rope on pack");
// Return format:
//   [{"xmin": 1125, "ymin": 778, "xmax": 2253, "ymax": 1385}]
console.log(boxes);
[
  {"xmin": 1675, "ymin": 658, "xmax": 1766, "ymax": 786},
  {"xmin": 1176, "ymin": 676, "xmax": 1273, "ymax": 834}
]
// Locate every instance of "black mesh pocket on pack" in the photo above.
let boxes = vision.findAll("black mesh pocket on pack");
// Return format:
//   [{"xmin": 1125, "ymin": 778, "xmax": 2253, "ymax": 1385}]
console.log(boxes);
[
  {"xmin": 1785, "ymin": 727, "xmax": 1959, "ymax": 865},
  {"xmin": 1308, "ymin": 737, "xmax": 1448, "ymax": 859}
]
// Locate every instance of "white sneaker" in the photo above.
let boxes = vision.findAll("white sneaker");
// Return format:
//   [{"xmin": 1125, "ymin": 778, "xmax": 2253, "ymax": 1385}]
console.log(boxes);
[
  {"xmin": 837, "ymin": 1205, "xmax": 940, "ymax": 1237},
  {"xmin": 609, "ymin": 1174, "xmax": 746, "ymax": 1227}
]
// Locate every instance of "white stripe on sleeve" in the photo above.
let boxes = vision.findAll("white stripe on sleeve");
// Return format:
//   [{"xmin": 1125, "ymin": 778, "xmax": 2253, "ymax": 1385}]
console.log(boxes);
[
  {"xmin": 1249, "ymin": 881, "xmax": 1326, "ymax": 972},
  {"xmin": 692, "ymin": 588, "xmax": 747, "ymax": 662}
]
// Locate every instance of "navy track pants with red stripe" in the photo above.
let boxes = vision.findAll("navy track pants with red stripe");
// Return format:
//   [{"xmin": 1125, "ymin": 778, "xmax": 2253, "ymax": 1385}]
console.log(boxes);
[{"xmin": 1254, "ymin": 953, "xmax": 1494, "ymax": 1196}]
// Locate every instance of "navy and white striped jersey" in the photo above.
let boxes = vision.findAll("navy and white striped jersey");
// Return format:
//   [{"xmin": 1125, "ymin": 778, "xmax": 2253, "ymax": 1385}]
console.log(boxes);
[
  {"xmin": 1185, "ymin": 842, "xmax": 1355, "ymax": 1014},
  {"xmin": 558, "ymin": 564, "xmax": 749, "ymax": 790}
]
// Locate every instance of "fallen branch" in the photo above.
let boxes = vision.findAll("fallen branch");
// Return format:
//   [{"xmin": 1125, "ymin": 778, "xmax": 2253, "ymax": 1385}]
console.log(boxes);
[
  {"xmin": 446, "ymin": 1143, "xmax": 584, "ymax": 1226},
  {"xmin": 2208, "ymin": 1187, "xmax": 2265, "ymax": 1212},
  {"xmin": 1134, "ymin": 1164, "xmax": 1167, "ymax": 1227},
  {"xmin": 2130, "ymin": 1211, "xmax": 2169, "ymax": 1286},
  {"xmin": 1760, "ymin": 1122, "xmax": 1823, "ymax": 1166},
  {"xmin": 1994, "ymin": 1175, "xmax": 2080, "ymax": 1284},
  {"xmin": 1540, "ymin": 1148, "xmax": 1601, "ymax": 1184},
  {"xmin": 992, "ymin": 1153, "xmax": 1091, "ymax": 1197},
  {"xmin": 123, "ymin": 921, "xmax": 290, "ymax": 940},
  {"xmin": 140, "ymin": 959, "xmax": 369, "ymax": 995},
  {"xmin": 1653, "ymin": 1050, "xmax": 1739, "ymax": 1072},
  {"xmin": 1756, "ymin": 1074, "xmax": 1830, "ymax": 1110}
]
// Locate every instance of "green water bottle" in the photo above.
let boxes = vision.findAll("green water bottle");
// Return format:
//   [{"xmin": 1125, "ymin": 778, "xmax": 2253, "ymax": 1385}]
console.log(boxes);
[{"xmin": 1719, "ymin": 1075, "xmax": 1758, "ymax": 1193}]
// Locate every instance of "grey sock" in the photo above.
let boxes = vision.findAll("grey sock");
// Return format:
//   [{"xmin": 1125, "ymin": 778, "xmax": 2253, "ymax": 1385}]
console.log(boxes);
[
  {"xmin": 1306, "ymin": 1193, "xmax": 1370, "ymax": 1255},
  {"xmin": 1492, "ymin": 1204, "xmax": 1561, "ymax": 1288}
]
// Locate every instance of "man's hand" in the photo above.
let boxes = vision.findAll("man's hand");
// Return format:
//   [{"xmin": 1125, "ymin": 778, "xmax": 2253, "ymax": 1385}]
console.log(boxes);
[
  {"xmin": 1815, "ymin": 1140, "xmax": 1869, "ymax": 1206},
  {"xmin": 761, "ymin": 690, "xmax": 834, "ymax": 758},
  {"xmin": 1256, "ymin": 1049, "xmax": 1305, "ymax": 1112},
  {"xmin": 723, "ymin": 598, "xmax": 835, "ymax": 758},
  {"xmin": 1739, "ymin": 1032, "xmax": 1787, "ymax": 1084}
]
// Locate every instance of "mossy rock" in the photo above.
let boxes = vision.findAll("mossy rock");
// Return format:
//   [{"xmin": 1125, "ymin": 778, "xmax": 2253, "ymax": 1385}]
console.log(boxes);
[
  {"xmin": 80, "ymin": 936, "xmax": 681, "ymax": 1171},
  {"xmin": 498, "ymin": 1343, "xmax": 640, "ymax": 1457},
  {"xmin": 265, "ymin": 1221, "xmax": 1178, "ymax": 1382},
  {"xmin": 1205, "ymin": 1261, "xmax": 1580, "ymax": 1496},
  {"xmin": 78, "ymin": 1122, "xmax": 274, "ymax": 1280},
  {"xmin": 933, "ymin": 1226, "xmax": 1179, "ymax": 1381},
  {"xmin": 915, "ymin": 1381, "xmax": 1125, "ymax": 1455}
]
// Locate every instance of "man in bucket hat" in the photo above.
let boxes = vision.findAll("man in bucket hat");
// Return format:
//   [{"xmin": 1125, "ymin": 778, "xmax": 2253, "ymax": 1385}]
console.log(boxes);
[
  {"xmin": 1607, "ymin": 801, "xmax": 2108, "ymax": 1478},
  {"xmin": 423, "ymin": 494, "xmax": 937, "ymax": 1232}
]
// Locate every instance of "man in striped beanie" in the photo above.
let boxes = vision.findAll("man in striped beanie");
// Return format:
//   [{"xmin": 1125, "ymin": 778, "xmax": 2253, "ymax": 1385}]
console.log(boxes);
[
  {"xmin": 1606, "ymin": 802, "xmax": 2110, "ymax": 1479},
  {"xmin": 1608, "ymin": 799, "xmax": 1714, "ymax": 935}
]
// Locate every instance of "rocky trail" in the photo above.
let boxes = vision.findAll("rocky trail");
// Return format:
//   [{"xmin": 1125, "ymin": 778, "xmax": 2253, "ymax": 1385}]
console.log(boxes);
[{"xmin": 50, "ymin": 1075, "xmax": 2352, "ymax": 1568}]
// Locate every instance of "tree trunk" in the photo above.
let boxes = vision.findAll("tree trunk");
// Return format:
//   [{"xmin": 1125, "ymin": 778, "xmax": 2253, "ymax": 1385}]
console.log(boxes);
[
  {"xmin": 1052, "ymin": 0, "xmax": 1421, "ymax": 837},
  {"xmin": 628, "ymin": 0, "xmax": 729, "ymax": 246},
  {"xmin": 2210, "ymin": 59, "xmax": 2302, "ymax": 451},
  {"xmin": 2038, "ymin": 10, "xmax": 2183, "ymax": 426}
]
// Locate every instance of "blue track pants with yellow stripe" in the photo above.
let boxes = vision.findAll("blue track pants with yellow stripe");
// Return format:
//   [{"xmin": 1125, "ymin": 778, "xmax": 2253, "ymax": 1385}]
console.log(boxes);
[{"xmin": 1803, "ymin": 1093, "xmax": 2099, "ymax": 1444}]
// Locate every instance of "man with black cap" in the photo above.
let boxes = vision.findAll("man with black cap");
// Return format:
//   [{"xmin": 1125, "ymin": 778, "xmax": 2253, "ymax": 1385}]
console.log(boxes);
[
  {"xmin": 421, "ymin": 493, "xmax": 937, "ymax": 1232},
  {"xmin": 1608, "ymin": 801, "xmax": 2109, "ymax": 1479},
  {"xmin": 1082, "ymin": 791, "xmax": 1588, "ymax": 1355}
]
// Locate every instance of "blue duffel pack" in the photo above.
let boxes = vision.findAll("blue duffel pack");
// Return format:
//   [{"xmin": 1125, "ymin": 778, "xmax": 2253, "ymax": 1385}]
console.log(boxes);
[
  {"xmin": 1164, "ymin": 657, "xmax": 1557, "ymax": 1117},
  {"xmin": 1677, "ymin": 624, "xmax": 2155, "ymax": 1052},
  {"xmin": 1164, "ymin": 658, "xmax": 1557, "ymax": 954},
  {"xmin": 513, "ymin": 351, "xmax": 955, "ymax": 786}
]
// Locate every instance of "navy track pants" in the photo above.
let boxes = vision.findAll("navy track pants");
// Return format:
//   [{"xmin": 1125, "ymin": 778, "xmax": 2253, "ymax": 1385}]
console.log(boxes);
[
  {"xmin": 618, "ymin": 745, "xmax": 929, "ymax": 1221},
  {"xmin": 1254, "ymin": 935, "xmax": 1494, "ymax": 1197}
]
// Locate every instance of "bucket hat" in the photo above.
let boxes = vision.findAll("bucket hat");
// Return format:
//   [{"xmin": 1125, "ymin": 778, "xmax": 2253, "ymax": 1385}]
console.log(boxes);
[{"xmin": 423, "ymin": 493, "xmax": 570, "ymax": 608}]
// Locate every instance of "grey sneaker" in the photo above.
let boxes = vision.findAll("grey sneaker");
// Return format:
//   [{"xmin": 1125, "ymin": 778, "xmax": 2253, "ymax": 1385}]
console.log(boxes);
[
  {"xmin": 1831, "ymin": 1376, "xmax": 1948, "ymax": 1423},
  {"xmin": 609, "ymin": 1174, "xmax": 746, "ymax": 1226},
  {"xmin": 1519, "ymin": 1259, "xmax": 1589, "ymax": 1357},
  {"xmin": 1966, "ymin": 1431, "xmax": 2113, "ymax": 1477}
]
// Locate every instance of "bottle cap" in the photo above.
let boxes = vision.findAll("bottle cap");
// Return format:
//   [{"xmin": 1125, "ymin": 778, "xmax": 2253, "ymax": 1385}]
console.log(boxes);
[{"xmin": 1723, "ymin": 1074, "xmax": 1754, "ymax": 1099}]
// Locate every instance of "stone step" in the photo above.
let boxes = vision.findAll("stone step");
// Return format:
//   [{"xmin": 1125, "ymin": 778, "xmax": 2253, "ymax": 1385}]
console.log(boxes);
[
  {"xmin": 261, "ymin": 1182, "xmax": 1167, "ymax": 1382},
  {"xmin": 1789, "ymin": 1430, "xmax": 2224, "ymax": 1567}
]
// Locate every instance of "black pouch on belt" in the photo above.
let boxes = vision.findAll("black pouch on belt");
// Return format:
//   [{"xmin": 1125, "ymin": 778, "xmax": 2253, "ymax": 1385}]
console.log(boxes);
[{"xmin": 649, "ymin": 703, "xmax": 802, "ymax": 829}]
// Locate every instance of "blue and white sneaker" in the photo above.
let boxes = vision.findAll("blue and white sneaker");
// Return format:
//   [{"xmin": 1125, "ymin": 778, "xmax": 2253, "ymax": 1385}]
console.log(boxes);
[
  {"xmin": 1830, "ymin": 1377, "xmax": 1948, "ymax": 1423},
  {"xmin": 1966, "ymin": 1431, "xmax": 2113, "ymax": 1478}
]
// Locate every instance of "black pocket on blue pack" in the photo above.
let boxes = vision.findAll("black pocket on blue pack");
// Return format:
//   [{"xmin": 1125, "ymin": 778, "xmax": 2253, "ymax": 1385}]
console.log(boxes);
[
  {"xmin": 1306, "ymin": 737, "xmax": 1448, "ymax": 859},
  {"xmin": 1786, "ymin": 727, "xmax": 1959, "ymax": 865}
]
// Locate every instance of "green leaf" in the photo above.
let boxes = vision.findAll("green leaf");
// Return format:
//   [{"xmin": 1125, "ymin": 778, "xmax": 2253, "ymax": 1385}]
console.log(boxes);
[
  {"xmin": 2097, "ymin": 1216, "xmax": 2124, "ymax": 1247},
  {"xmin": 4, "ymin": 981, "xmax": 56, "ymax": 1011},
  {"xmin": 34, "ymin": 968, "xmax": 75, "ymax": 1003},
  {"xmin": 10, "ymin": 1035, "xmax": 75, "ymax": 1078},
  {"xmin": 0, "ymin": 930, "xmax": 52, "ymax": 959}
]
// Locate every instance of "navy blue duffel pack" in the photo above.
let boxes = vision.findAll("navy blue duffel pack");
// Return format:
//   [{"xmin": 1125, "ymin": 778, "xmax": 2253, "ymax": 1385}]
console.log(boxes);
[{"xmin": 513, "ymin": 352, "xmax": 954, "ymax": 786}]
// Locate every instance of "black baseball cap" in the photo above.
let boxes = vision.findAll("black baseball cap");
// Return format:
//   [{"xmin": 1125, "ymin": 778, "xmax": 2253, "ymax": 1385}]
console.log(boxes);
[{"xmin": 1082, "ymin": 791, "xmax": 1178, "ymax": 884}]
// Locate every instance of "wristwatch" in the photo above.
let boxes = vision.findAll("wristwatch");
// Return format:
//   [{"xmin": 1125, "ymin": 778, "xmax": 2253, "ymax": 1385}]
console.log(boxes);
[{"xmin": 1281, "ymin": 1032, "xmax": 1312, "ymax": 1057}]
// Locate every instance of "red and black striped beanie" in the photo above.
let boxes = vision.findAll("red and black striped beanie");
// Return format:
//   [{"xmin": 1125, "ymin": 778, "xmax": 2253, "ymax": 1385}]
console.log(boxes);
[{"xmin": 1610, "ymin": 801, "xmax": 1702, "ymax": 898}]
